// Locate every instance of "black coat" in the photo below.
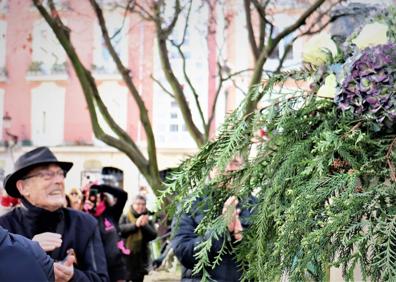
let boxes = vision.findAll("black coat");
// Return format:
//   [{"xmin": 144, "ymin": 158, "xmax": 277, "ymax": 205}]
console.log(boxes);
[
  {"xmin": 119, "ymin": 208, "xmax": 157, "ymax": 281},
  {"xmin": 93, "ymin": 185, "xmax": 128, "ymax": 281},
  {"xmin": 0, "ymin": 200, "xmax": 109, "ymax": 282},
  {"xmin": 0, "ymin": 226, "xmax": 54, "ymax": 281},
  {"xmin": 171, "ymin": 197, "xmax": 255, "ymax": 282}
]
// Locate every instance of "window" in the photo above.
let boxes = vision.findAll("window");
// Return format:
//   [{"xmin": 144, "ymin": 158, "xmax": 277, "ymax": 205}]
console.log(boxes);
[
  {"xmin": 93, "ymin": 11, "xmax": 128, "ymax": 74},
  {"xmin": 31, "ymin": 82, "xmax": 65, "ymax": 146},
  {"xmin": 169, "ymin": 124, "xmax": 178, "ymax": 132},
  {"xmin": 93, "ymin": 82, "xmax": 127, "ymax": 146},
  {"xmin": 167, "ymin": 100, "xmax": 189, "ymax": 133},
  {"xmin": 31, "ymin": 20, "xmax": 66, "ymax": 75},
  {"xmin": 0, "ymin": 0, "xmax": 8, "ymax": 13}
]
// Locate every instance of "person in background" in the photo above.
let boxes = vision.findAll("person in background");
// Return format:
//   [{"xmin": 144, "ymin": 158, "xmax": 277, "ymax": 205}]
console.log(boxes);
[
  {"xmin": 0, "ymin": 146, "xmax": 109, "ymax": 281},
  {"xmin": 0, "ymin": 225, "xmax": 55, "ymax": 281},
  {"xmin": 171, "ymin": 157, "xmax": 255, "ymax": 282},
  {"xmin": 119, "ymin": 195, "xmax": 157, "ymax": 282},
  {"xmin": 67, "ymin": 187, "xmax": 83, "ymax": 210},
  {"xmin": 83, "ymin": 183, "xmax": 128, "ymax": 282},
  {"xmin": 138, "ymin": 185, "xmax": 157, "ymax": 213}
]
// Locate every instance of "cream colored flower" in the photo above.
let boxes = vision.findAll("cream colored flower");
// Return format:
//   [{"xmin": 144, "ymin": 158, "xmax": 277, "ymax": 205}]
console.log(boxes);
[
  {"xmin": 317, "ymin": 74, "xmax": 337, "ymax": 98},
  {"xmin": 352, "ymin": 22, "xmax": 388, "ymax": 49},
  {"xmin": 303, "ymin": 33, "xmax": 338, "ymax": 66}
]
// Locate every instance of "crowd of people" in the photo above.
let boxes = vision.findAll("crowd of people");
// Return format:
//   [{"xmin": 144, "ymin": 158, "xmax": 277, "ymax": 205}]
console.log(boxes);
[
  {"xmin": 0, "ymin": 146, "xmax": 252, "ymax": 282},
  {"xmin": 0, "ymin": 146, "xmax": 158, "ymax": 282}
]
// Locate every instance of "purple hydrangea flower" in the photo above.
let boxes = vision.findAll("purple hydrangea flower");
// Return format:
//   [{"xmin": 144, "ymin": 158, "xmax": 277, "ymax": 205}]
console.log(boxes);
[{"xmin": 334, "ymin": 43, "xmax": 396, "ymax": 128}]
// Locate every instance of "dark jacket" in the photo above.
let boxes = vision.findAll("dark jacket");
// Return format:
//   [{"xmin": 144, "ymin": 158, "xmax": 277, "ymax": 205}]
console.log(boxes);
[
  {"xmin": 119, "ymin": 208, "xmax": 157, "ymax": 281},
  {"xmin": 171, "ymin": 197, "xmax": 255, "ymax": 282},
  {"xmin": 0, "ymin": 226, "xmax": 54, "ymax": 281},
  {"xmin": 0, "ymin": 200, "xmax": 109, "ymax": 282},
  {"xmin": 93, "ymin": 185, "xmax": 128, "ymax": 281}
]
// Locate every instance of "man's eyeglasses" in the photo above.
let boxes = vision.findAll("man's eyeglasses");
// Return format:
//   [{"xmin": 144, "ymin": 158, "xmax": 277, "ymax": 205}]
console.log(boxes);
[{"xmin": 22, "ymin": 170, "xmax": 67, "ymax": 181}]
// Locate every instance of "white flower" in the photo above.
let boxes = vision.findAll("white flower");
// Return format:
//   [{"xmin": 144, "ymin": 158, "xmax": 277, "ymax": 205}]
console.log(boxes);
[
  {"xmin": 352, "ymin": 22, "xmax": 388, "ymax": 49},
  {"xmin": 317, "ymin": 74, "xmax": 337, "ymax": 98},
  {"xmin": 302, "ymin": 33, "xmax": 338, "ymax": 66}
]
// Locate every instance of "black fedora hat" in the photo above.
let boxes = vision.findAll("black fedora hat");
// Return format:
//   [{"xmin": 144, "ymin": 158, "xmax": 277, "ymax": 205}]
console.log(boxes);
[{"xmin": 4, "ymin": 146, "xmax": 73, "ymax": 198}]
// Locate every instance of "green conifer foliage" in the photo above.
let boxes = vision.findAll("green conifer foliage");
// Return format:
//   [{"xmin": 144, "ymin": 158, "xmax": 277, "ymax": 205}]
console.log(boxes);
[{"xmin": 161, "ymin": 7, "xmax": 396, "ymax": 282}]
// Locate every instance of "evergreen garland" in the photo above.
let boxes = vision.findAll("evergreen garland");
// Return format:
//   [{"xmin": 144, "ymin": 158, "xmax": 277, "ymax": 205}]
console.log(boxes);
[{"xmin": 161, "ymin": 7, "xmax": 396, "ymax": 282}]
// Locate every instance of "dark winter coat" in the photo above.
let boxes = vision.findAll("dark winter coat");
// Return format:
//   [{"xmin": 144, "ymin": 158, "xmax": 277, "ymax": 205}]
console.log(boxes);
[
  {"xmin": 119, "ymin": 208, "xmax": 157, "ymax": 281},
  {"xmin": 92, "ymin": 184, "xmax": 128, "ymax": 281},
  {"xmin": 0, "ymin": 226, "xmax": 54, "ymax": 281},
  {"xmin": 171, "ymin": 197, "xmax": 256, "ymax": 282},
  {"xmin": 0, "ymin": 200, "xmax": 109, "ymax": 282}
]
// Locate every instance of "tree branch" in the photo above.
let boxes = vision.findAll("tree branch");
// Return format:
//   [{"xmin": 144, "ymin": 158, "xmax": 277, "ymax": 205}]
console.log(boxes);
[
  {"xmin": 244, "ymin": 0, "xmax": 259, "ymax": 60},
  {"xmin": 274, "ymin": 43, "xmax": 293, "ymax": 73},
  {"xmin": 33, "ymin": 0, "xmax": 153, "ymax": 184},
  {"xmin": 174, "ymin": 44, "xmax": 207, "ymax": 136},
  {"xmin": 245, "ymin": 0, "xmax": 329, "ymax": 114},
  {"xmin": 89, "ymin": 0, "xmax": 160, "ymax": 179},
  {"xmin": 163, "ymin": 0, "xmax": 181, "ymax": 37},
  {"xmin": 167, "ymin": 1, "xmax": 206, "ymax": 135},
  {"xmin": 133, "ymin": 2, "xmax": 156, "ymax": 21},
  {"xmin": 151, "ymin": 74, "xmax": 175, "ymax": 98},
  {"xmin": 153, "ymin": 1, "xmax": 205, "ymax": 146}
]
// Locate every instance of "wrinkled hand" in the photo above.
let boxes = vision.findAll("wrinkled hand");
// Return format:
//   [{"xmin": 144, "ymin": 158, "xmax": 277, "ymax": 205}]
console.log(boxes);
[
  {"xmin": 54, "ymin": 253, "xmax": 75, "ymax": 282},
  {"xmin": 32, "ymin": 232, "xmax": 62, "ymax": 252},
  {"xmin": 222, "ymin": 196, "xmax": 243, "ymax": 241},
  {"xmin": 136, "ymin": 215, "xmax": 149, "ymax": 227}
]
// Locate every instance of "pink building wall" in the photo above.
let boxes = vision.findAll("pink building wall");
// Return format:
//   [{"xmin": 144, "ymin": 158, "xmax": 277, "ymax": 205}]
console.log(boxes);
[
  {"xmin": 63, "ymin": 1, "xmax": 95, "ymax": 143},
  {"xmin": 1, "ymin": 1, "xmax": 218, "ymax": 146},
  {"xmin": 4, "ymin": 1, "xmax": 34, "ymax": 141},
  {"xmin": 1, "ymin": 1, "xmax": 181, "ymax": 145}
]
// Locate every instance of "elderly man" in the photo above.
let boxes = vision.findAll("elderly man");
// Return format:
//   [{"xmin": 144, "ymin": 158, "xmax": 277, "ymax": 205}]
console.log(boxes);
[{"xmin": 0, "ymin": 146, "xmax": 108, "ymax": 281}]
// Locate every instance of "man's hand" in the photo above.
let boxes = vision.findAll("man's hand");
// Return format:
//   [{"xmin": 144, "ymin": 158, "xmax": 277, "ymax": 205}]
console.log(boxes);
[
  {"xmin": 136, "ymin": 214, "xmax": 149, "ymax": 227},
  {"xmin": 54, "ymin": 252, "xmax": 76, "ymax": 282},
  {"xmin": 222, "ymin": 196, "xmax": 243, "ymax": 241},
  {"xmin": 32, "ymin": 232, "xmax": 62, "ymax": 252}
]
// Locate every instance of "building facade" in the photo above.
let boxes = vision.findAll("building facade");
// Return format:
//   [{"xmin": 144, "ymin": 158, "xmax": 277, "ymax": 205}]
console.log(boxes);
[
  {"xmin": 1, "ymin": 0, "xmax": 394, "ymax": 200},
  {"xmin": 0, "ymin": 0, "xmax": 206, "ymax": 198}
]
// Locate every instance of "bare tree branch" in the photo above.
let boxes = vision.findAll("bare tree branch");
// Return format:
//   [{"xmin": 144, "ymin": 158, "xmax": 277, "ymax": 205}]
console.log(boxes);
[
  {"xmin": 166, "ymin": 1, "xmax": 207, "ymax": 136},
  {"xmin": 162, "ymin": 0, "xmax": 181, "ymax": 37},
  {"xmin": 244, "ymin": 0, "xmax": 334, "ymax": 114},
  {"xmin": 272, "ymin": 0, "xmax": 346, "ymax": 74},
  {"xmin": 108, "ymin": 0, "xmax": 133, "ymax": 40},
  {"xmin": 153, "ymin": 1, "xmax": 205, "ymax": 146},
  {"xmin": 251, "ymin": 0, "xmax": 273, "ymax": 52},
  {"xmin": 32, "ymin": 0, "xmax": 156, "ymax": 188},
  {"xmin": 151, "ymin": 74, "xmax": 175, "ymax": 98},
  {"xmin": 223, "ymin": 67, "xmax": 253, "ymax": 81},
  {"xmin": 133, "ymin": 2, "xmax": 156, "ymax": 21},
  {"xmin": 174, "ymin": 45, "xmax": 207, "ymax": 135},
  {"xmin": 244, "ymin": 0, "xmax": 259, "ymax": 60},
  {"xmin": 89, "ymin": 0, "xmax": 160, "ymax": 179},
  {"xmin": 274, "ymin": 43, "xmax": 293, "ymax": 73}
]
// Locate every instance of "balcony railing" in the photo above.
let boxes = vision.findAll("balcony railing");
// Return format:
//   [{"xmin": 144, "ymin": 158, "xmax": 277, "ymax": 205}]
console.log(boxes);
[{"xmin": 26, "ymin": 61, "xmax": 68, "ymax": 81}]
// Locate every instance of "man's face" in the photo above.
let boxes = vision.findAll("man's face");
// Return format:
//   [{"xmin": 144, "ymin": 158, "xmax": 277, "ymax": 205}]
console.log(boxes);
[
  {"xmin": 16, "ymin": 164, "xmax": 66, "ymax": 212},
  {"xmin": 132, "ymin": 199, "xmax": 146, "ymax": 214},
  {"xmin": 225, "ymin": 157, "xmax": 243, "ymax": 172}
]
